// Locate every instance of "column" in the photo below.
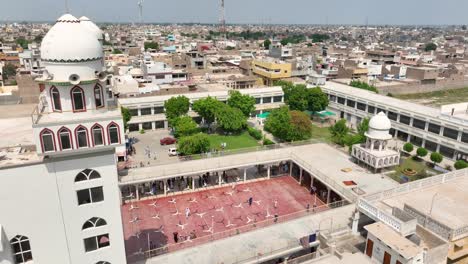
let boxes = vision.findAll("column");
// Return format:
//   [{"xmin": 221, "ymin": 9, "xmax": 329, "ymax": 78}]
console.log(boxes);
[
  {"xmin": 164, "ymin": 120, "xmax": 169, "ymax": 130},
  {"xmin": 289, "ymin": 161, "xmax": 293, "ymax": 176},
  {"xmin": 326, "ymin": 187, "xmax": 331, "ymax": 204},
  {"xmin": 436, "ymin": 144, "xmax": 440, "ymax": 152},
  {"xmin": 219, "ymin": 173, "xmax": 222, "ymax": 186},
  {"xmin": 243, "ymin": 168, "xmax": 247, "ymax": 182},
  {"xmin": 151, "ymin": 122, "xmax": 156, "ymax": 130},
  {"xmin": 192, "ymin": 177, "xmax": 195, "ymax": 190},
  {"xmin": 150, "ymin": 107, "xmax": 155, "ymax": 115},
  {"xmin": 138, "ymin": 123, "xmax": 143, "ymax": 130},
  {"xmin": 299, "ymin": 168, "xmax": 303, "ymax": 184},
  {"xmin": 310, "ymin": 176, "xmax": 314, "ymax": 189},
  {"xmin": 164, "ymin": 180, "xmax": 167, "ymax": 195},
  {"xmin": 135, "ymin": 184, "xmax": 140, "ymax": 200},
  {"xmin": 370, "ymin": 140, "xmax": 374, "ymax": 150},
  {"xmin": 267, "ymin": 166, "xmax": 271, "ymax": 179},
  {"xmin": 351, "ymin": 211, "xmax": 360, "ymax": 235},
  {"xmin": 138, "ymin": 108, "xmax": 142, "ymax": 116}
]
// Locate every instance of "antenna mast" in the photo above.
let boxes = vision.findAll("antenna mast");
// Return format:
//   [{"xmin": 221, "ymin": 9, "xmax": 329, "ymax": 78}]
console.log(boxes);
[
  {"xmin": 219, "ymin": 0, "xmax": 226, "ymax": 39},
  {"xmin": 138, "ymin": 0, "xmax": 144, "ymax": 24}
]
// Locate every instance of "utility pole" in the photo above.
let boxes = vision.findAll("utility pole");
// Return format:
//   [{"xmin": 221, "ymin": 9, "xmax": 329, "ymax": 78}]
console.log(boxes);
[{"xmin": 137, "ymin": 0, "xmax": 144, "ymax": 24}]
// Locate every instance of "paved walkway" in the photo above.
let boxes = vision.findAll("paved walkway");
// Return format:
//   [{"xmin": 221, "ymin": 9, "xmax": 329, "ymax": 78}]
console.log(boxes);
[{"xmin": 136, "ymin": 204, "xmax": 356, "ymax": 264}]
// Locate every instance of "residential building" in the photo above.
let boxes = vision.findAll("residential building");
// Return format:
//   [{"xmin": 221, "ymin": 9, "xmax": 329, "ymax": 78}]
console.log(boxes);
[{"xmin": 252, "ymin": 59, "xmax": 292, "ymax": 86}]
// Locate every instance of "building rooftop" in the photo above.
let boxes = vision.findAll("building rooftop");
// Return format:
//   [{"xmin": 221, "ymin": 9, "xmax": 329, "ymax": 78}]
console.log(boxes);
[{"xmin": 365, "ymin": 222, "xmax": 422, "ymax": 259}]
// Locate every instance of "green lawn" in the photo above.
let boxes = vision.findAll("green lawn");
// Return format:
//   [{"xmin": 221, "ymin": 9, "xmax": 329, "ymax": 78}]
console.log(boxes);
[
  {"xmin": 310, "ymin": 123, "xmax": 332, "ymax": 143},
  {"xmin": 390, "ymin": 157, "xmax": 438, "ymax": 182},
  {"xmin": 207, "ymin": 131, "xmax": 260, "ymax": 151}
]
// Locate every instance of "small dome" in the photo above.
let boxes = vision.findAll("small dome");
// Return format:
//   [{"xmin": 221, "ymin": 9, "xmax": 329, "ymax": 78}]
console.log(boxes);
[
  {"xmin": 369, "ymin": 112, "xmax": 392, "ymax": 131},
  {"xmin": 365, "ymin": 112, "xmax": 392, "ymax": 140},
  {"xmin": 79, "ymin": 16, "xmax": 104, "ymax": 40},
  {"xmin": 41, "ymin": 14, "xmax": 103, "ymax": 62}
]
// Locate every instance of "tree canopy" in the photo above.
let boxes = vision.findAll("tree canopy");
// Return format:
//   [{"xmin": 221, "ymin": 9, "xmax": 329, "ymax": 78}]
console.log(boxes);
[
  {"xmin": 263, "ymin": 39, "xmax": 271, "ymax": 50},
  {"xmin": 2, "ymin": 63, "xmax": 17, "ymax": 80},
  {"xmin": 15, "ymin": 37, "xmax": 29, "ymax": 49},
  {"xmin": 349, "ymin": 80, "xmax": 378, "ymax": 93},
  {"xmin": 164, "ymin": 95, "xmax": 190, "ymax": 122},
  {"xmin": 403, "ymin": 143, "xmax": 414, "ymax": 153},
  {"xmin": 121, "ymin": 107, "xmax": 132, "ymax": 130},
  {"xmin": 430, "ymin": 152, "xmax": 443, "ymax": 165},
  {"xmin": 424, "ymin": 42, "xmax": 437, "ymax": 52},
  {"xmin": 227, "ymin": 91, "xmax": 256, "ymax": 117},
  {"xmin": 454, "ymin": 160, "xmax": 468, "ymax": 170},
  {"xmin": 172, "ymin": 116, "xmax": 199, "ymax": 138},
  {"xmin": 329, "ymin": 119, "xmax": 349, "ymax": 145},
  {"xmin": 177, "ymin": 133, "xmax": 210, "ymax": 155},
  {"xmin": 416, "ymin": 147, "xmax": 428, "ymax": 158},
  {"xmin": 144, "ymin": 41, "xmax": 159, "ymax": 50},
  {"xmin": 215, "ymin": 105, "xmax": 247, "ymax": 132},
  {"xmin": 112, "ymin": 49, "xmax": 123, "ymax": 54},
  {"xmin": 264, "ymin": 107, "xmax": 312, "ymax": 142},
  {"xmin": 192, "ymin": 96, "xmax": 223, "ymax": 127},
  {"xmin": 276, "ymin": 81, "xmax": 329, "ymax": 112}
]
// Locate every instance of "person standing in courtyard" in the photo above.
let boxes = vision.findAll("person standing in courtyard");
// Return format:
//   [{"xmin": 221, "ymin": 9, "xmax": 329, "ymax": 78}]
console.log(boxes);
[
  {"xmin": 248, "ymin": 197, "xmax": 253, "ymax": 206},
  {"xmin": 173, "ymin": 232, "xmax": 179, "ymax": 243},
  {"xmin": 185, "ymin": 207, "xmax": 190, "ymax": 219},
  {"xmin": 274, "ymin": 199, "xmax": 278, "ymax": 209}
]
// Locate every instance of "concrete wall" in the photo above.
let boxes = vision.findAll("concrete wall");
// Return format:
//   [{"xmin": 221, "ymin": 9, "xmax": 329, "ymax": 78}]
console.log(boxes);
[
  {"xmin": 15, "ymin": 74, "xmax": 39, "ymax": 104},
  {"xmin": 377, "ymin": 79, "xmax": 468, "ymax": 95},
  {"xmin": 366, "ymin": 232, "xmax": 424, "ymax": 264}
]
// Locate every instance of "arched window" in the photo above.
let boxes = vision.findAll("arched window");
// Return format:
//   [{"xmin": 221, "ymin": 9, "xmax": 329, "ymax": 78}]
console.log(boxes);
[
  {"xmin": 83, "ymin": 217, "xmax": 107, "ymax": 230},
  {"xmin": 107, "ymin": 123, "xmax": 120, "ymax": 144},
  {"xmin": 84, "ymin": 234, "xmax": 109, "ymax": 252},
  {"xmin": 57, "ymin": 127, "xmax": 72, "ymax": 150},
  {"xmin": 40, "ymin": 129, "xmax": 55, "ymax": 153},
  {"xmin": 94, "ymin": 85, "xmax": 104, "ymax": 108},
  {"xmin": 50, "ymin": 87, "xmax": 62, "ymax": 112},
  {"xmin": 10, "ymin": 235, "xmax": 33, "ymax": 263},
  {"xmin": 71, "ymin": 86, "xmax": 86, "ymax": 112},
  {"xmin": 91, "ymin": 124, "xmax": 105, "ymax": 146},
  {"xmin": 75, "ymin": 169, "xmax": 101, "ymax": 182},
  {"xmin": 75, "ymin": 126, "xmax": 89, "ymax": 148}
]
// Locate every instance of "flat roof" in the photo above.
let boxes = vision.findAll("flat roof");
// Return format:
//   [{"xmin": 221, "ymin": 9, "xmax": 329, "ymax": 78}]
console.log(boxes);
[
  {"xmin": 365, "ymin": 222, "xmax": 421, "ymax": 259},
  {"xmin": 377, "ymin": 176, "xmax": 468, "ymax": 230},
  {"xmin": 120, "ymin": 143, "xmax": 398, "ymax": 197},
  {"xmin": 304, "ymin": 252, "xmax": 373, "ymax": 264}
]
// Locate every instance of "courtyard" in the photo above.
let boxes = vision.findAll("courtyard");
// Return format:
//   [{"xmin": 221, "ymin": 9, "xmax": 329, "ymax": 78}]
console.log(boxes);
[{"xmin": 122, "ymin": 176, "xmax": 330, "ymax": 262}]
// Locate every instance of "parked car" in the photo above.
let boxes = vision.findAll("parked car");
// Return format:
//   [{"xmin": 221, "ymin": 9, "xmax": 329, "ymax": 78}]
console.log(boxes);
[
  {"xmin": 168, "ymin": 148, "xmax": 178, "ymax": 156},
  {"xmin": 160, "ymin": 137, "xmax": 177, "ymax": 145}
]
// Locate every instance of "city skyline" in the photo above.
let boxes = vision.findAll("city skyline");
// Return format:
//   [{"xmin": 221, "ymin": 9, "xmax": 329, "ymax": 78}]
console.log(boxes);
[{"xmin": 1, "ymin": 0, "xmax": 468, "ymax": 25}]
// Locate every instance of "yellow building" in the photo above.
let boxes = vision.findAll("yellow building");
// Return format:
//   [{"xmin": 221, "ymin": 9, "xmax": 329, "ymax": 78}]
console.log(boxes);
[{"xmin": 251, "ymin": 59, "xmax": 292, "ymax": 86}]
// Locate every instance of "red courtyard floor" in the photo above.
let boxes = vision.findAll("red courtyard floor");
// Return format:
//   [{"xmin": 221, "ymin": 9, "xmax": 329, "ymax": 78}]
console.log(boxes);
[{"xmin": 122, "ymin": 176, "xmax": 327, "ymax": 261}]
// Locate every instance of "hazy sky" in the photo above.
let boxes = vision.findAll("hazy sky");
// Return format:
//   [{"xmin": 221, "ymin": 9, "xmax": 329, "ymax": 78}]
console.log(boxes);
[{"xmin": 1, "ymin": 0, "xmax": 468, "ymax": 25}]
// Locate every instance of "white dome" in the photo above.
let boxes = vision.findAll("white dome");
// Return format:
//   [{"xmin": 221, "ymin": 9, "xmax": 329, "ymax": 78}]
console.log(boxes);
[
  {"xmin": 41, "ymin": 14, "xmax": 103, "ymax": 62},
  {"xmin": 79, "ymin": 16, "xmax": 104, "ymax": 41},
  {"xmin": 365, "ymin": 112, "xmax": 392, "ymax": 140},
  {"xmin": 369, "ymin": 112, "xmax": 392, "ymax": 130}
]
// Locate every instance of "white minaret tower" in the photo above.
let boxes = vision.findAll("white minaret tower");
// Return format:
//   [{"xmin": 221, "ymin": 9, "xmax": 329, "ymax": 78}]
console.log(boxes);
[{"xmin": 30, "ymin": 14, "xmax": 126, "ymax": 263}]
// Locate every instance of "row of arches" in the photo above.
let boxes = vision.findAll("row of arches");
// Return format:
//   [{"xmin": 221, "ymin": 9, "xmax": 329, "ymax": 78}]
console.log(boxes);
[
  {"xmin": 50, "ymin": 84, "xmax": 104, "ymax": 113},
  {"xmin": 40, "ymin": 123, "xmax": 120, "ymax": 153},
  {"xmin": 354, "ymin": 149, "xmax": 399, "ymax": 167}
]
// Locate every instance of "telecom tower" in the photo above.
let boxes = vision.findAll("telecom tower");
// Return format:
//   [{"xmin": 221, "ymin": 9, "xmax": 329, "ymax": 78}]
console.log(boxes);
[
  {"xmin": 138, "ymin": 0, "xmax": 144, "ymax": 23},
  {"xmin": 219, "ymin": 0, "xmax": 226, "ymax": 39}
]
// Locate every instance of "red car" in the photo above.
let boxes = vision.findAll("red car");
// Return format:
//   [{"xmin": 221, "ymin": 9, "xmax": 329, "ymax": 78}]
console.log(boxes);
[{"xmin": 160, "ymin": 137, "xmax": 177, "ymax": 145}]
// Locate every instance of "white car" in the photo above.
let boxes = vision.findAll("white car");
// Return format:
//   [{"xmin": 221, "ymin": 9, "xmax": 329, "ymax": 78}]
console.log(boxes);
[{"xmin": 168, "ymin": 148, "xmax": 178, "ymax": 156}]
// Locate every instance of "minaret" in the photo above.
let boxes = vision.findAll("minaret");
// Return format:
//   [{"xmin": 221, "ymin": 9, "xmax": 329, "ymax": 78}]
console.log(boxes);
[
  {"xmin": 31, "ymin": 14, "xmax": 126, "ymax": 263},
  {"xmin": 34, "ymin": 14, "xmax": 123, "ymax": 156}
]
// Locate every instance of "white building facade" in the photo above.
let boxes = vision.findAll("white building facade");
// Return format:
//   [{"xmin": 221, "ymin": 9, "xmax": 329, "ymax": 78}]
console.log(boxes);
[{"xmin": 0, "ymin": 14, "xmax": 126, "ymax": 264}]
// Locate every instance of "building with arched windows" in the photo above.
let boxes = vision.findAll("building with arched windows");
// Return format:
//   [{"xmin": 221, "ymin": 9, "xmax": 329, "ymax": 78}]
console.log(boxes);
[{"xmin": 0, "ymin": 14, "xmax": 125, "ymax": 264}]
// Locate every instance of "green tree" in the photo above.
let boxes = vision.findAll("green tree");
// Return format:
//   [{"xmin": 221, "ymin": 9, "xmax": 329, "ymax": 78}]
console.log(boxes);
[
  {"xmin": 357, "ymin": 118, "xmax": 370, "ymax": 136},
  {"xmin": 288, "ymin": 111, "xmax": 312, "ymax": 141},
  {"xmin": 416, "ymin": 147, "xmax": 428, "ymax": 159},
  {"xmin": 424, "ymin": 42, "xmax": 437, "ymax": 52},
  {"xmin": 307, "ymin": 87, "xmax": 329, "ymax": 112},
  {"xmin": 2, "ymin": 63, "xmax": 17, "ymax": 80},
  {"xmin": 121, "ymin": 107, "xmax": 132, "ymax": 130},
  {"xmin": 227, "ymin": 91, "xmax": 256, "ymax": 117},
  {"xmin": 164, "ymin": 95, "xmax": 190, "ymax": 122},
  {"xmin": 329, "ymin": 119, "xmax": 349, "ymax": 146},
  {"xmin": 33, "ymin": 35, "xmax": 43, "ymax": 43},
  {"xmin": 403, "ymin": 143, "xmax": 414, "ymax": 153},
  {"xmin": 144, "ymin": 41, "xmax": 159, "ymax": 50},
  {"xmin": 192, "ymin": 96, "xmax": 223, "ymax": 128},
  {"xmin": 349, "ymin": 80, "xmax": 378, "ymax": 93},
  {"xmin": 215, "ymin": 106, "xmax": 247, "ymax": 132},
  {"xmin": 454, "ymin": 160, "xmax": 468, "ymax": 170},
  {"xmin": 430, "ymin": 152, "xmax": 443, "ymax": 165},
  {"xmin": 112, "ymin": 49, "xmax": 123, "ymax": 54},
  {"xmin": 15, "ymin": 37, "xmax": 29, "ymax": 49},
  {"xmin": 263, "ymin": 39, "xmax": 271, "ymax": 49},
  {"xmin": 275, "ymin": 80, "xmax": 295, "ymax": 102},
  {"xmin": 265, "ymin": 106, "xmax": 292, "ymax": 141},
  {"xmin": 177, "ymin": 133, "xmax": 210, "ymax": 155},
  {"xmin": 173, "ymin": 116, "xmax": 199, "ymax": 138},
  {"xmin": 287, "ymin": 84, "xmax": 309, "ymax": 111}
]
